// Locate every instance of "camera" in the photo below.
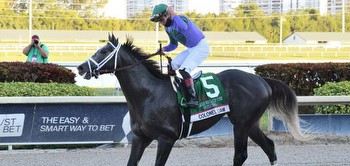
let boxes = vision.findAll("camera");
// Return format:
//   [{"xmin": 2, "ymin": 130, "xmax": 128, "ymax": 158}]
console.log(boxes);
[{"xmin": 34, "ymin": 39, "xmax": 39, "ymax": 45}]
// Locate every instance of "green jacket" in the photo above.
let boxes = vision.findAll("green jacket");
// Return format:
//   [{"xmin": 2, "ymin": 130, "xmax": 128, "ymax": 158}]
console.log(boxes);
[{"xmin": 26, "ymin": 43, "xmax": 49, "ymax": 63}]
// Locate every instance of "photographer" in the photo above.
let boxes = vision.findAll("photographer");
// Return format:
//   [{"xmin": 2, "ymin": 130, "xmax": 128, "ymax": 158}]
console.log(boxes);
[{"xmin": 23, "ymin": 35, "xmax": 49, "ymax": 63}]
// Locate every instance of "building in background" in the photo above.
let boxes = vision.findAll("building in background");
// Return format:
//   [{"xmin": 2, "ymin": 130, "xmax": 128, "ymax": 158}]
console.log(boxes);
[
  {"xmin": 238, "ymin": 0, "xmax": 348, "ymax": 15},
  {"xmin": 219, "ymin": 0, "xmax": 241, "ymax": 15},
  {"xmin": 328, "ymin": 0, "xmax": 350, "ymax": 15},
  {"xmin": 283, "ymin": 32, "xmax": 350, "ymax": 46},
  {"xmin": 239, "ymin": 0, "xmax": 329, "ymax": 15},
  {"xmin": 126, "ymin": 0, "xmax": 189, "ymax": 18},
  {"xmin": 125, "ymin": 0, "xmax": 349, "ymax": 18}
]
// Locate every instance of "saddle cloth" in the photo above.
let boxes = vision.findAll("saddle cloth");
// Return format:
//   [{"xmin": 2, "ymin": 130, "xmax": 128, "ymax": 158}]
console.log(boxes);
[{"xmin": 176, "ymin": 72, "xmax": 230, "ymax": 123}]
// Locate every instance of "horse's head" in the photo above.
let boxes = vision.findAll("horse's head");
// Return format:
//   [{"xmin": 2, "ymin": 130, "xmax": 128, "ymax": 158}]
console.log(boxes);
[{"xmin": 77, "ymin": 33, "xmax": 121, "ymax": 79}]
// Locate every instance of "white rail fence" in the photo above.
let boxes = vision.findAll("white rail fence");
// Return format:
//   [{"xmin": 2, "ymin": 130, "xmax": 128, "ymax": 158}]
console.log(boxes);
[
  {"xmin": 2, "ymin": 44, "xmax": 350, "ymax": 58},
  {"xmin": 297, "ymin": 96, "xmax": 350, "ymax": 105}
]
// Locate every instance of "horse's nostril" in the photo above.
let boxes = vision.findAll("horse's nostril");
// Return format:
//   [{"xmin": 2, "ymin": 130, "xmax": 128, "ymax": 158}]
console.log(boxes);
[{"xmin": 77, "ymin": 65, "xmax": 83, "ymax": 71}]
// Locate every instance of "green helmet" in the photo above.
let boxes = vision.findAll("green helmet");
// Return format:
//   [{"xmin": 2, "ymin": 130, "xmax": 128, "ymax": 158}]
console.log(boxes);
[{"xmin": 150, "ymin": 4, "xmax": 168, "ymax": 22}]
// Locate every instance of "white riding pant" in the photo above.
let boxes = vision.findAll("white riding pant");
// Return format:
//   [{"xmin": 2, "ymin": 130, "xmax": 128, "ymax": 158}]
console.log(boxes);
[{"xmin": 171, "ymin": 38, "xmax": 210, "ymax": 73}]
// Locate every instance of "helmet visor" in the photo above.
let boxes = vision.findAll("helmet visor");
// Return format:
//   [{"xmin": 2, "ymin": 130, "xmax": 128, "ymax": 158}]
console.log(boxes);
[
  {"xmin": 150, "ymin": 10, "xmax": 168, "ymax": 22},
  {"xmin": 150, "ymin": 13, "xmax": 163, "ymax": 22}
]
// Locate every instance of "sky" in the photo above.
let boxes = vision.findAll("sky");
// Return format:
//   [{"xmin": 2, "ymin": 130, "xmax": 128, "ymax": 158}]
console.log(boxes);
[
  {"xmin": 188, "ymin": 0, "xmax": 219, "ymax": 15},
  {"xmin": 104, "ymin": 0, "xmax": 127, "ymax": 19},
  {"xmin": 104, "ymin": 0, "xmax": 219, "ymax": 19}
]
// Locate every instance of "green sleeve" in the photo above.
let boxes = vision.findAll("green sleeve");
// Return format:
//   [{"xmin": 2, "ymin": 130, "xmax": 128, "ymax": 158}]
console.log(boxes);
[{"xmin": 166, "ymin": 31, "xmax": 178, "ymax": 45}]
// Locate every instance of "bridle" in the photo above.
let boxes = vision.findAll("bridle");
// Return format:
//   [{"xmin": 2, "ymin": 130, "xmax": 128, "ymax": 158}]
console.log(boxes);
[
  {"xmin": 86, "ymin": 41, "xmax": 170, "ymax": 78},
  {"xmin": 86, "ymin": 42, "xmax": 121, "ymax": 78}
]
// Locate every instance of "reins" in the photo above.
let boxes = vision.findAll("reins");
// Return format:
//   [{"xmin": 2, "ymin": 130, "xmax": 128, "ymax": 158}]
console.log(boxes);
[
  {"xmin": 153, "ymin": 43, "xmax": 174, "ymax": 74},
  {"xmin": 91, "ymin": 42, "xmax": 172, "ymax": 76}
]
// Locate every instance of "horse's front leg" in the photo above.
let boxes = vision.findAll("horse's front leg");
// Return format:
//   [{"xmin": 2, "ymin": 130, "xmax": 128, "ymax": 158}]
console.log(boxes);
[
  {"xmin": 127, "ymin": 134, "xmax": 152, "ymax": 166},
  {"xmin": 155, "ymin": 137, "xmax": 176, "ymax": 166}
]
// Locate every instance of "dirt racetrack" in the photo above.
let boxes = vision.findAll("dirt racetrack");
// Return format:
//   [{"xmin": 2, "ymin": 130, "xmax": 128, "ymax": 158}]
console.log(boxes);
[{"xmin": 1, "ymin": 133, "xmax": 350, "ymax": 166}]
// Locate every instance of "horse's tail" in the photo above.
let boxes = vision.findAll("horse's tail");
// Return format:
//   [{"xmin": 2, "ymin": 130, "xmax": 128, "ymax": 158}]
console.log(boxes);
[{"xmin": 264, "ymin": 77, "xmax": 313, "ymax": 141}]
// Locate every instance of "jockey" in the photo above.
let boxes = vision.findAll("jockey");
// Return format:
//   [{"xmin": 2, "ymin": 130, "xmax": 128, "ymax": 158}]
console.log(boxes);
[{"xmin": 150, "ymin": 3, "xmax": 210, "ymax": 108}]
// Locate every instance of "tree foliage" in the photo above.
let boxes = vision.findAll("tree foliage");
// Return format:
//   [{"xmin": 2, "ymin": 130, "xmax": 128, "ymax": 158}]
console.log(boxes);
[{"xmin": 1, "ymin": 2, "xmax": 349, "ymax": 43}]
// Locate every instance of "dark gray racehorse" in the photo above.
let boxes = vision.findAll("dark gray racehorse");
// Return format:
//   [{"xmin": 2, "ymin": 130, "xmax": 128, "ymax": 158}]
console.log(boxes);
[{"xmin": 77, "ymin": 34, "xmax": 311, "ymax": 166}]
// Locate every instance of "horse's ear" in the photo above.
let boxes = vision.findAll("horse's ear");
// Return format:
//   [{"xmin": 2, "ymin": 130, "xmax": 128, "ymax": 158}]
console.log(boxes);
[
  {"xmin": 108, "ymin": 33, "xmax": 112, "ymax": 42},
  {"xmin": 112, "ymin": 33, "xmax": 117, "ymax": 42}
]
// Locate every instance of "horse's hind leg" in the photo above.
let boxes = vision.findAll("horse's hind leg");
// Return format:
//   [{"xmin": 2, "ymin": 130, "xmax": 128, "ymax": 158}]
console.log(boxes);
[
  {"xmin": 248, "ymin": 123, "xmax": 277, "ymax": 165},
  {"xmin": 233, "ymin": 127, "xmax": 249, "ymax": 166},
  {"xmin": 127, "ymin": 134, "xmax": 152, "ymax": 166},
  {"xmin": 155, "ymin": 137, "xmax": 176, "ymax": 166}
]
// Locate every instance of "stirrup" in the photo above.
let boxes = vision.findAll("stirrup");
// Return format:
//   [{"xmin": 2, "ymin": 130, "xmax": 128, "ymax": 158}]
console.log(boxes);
[
  {"xmin": 186, "ymin": 98, "xmax": 199, "ymax": 108},
  {"xmin": 187, "ymin": 102, "xmax": 199, "ymax": 108}
]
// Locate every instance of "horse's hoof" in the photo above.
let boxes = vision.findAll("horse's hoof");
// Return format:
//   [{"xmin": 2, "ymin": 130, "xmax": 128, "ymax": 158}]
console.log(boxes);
[{"xmin": 271, "ymin": 160, "xmax": 278, "ymax": 165}]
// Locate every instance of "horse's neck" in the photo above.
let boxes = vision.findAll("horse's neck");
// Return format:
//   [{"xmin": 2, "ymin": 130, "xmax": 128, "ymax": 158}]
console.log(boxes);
[{"xmin": 117, "ymin": 66, "xmax": 167, "ymax": 105}]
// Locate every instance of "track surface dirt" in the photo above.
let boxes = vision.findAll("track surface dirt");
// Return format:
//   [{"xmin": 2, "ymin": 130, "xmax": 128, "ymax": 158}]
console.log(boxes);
[{"xmin": 1, "ymin": 133, "xmax": 350, "ymax": 166}]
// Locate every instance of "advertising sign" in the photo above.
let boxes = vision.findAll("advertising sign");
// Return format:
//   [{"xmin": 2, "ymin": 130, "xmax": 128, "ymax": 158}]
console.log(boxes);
[{"xmin": 0, "ymin": 103, "xmax": 131, "ymax": 144}]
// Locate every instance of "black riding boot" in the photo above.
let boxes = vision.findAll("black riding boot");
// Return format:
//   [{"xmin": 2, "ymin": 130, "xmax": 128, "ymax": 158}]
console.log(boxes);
[{"xmin": 179, "ymin": 69, "xmax": 199, "ymax": 108}]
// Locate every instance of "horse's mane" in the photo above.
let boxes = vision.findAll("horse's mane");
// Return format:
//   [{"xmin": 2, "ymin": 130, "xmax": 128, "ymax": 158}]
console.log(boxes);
[{"xmin": 118, "ymin": 36, "xmax": 169, "ymax": 79}]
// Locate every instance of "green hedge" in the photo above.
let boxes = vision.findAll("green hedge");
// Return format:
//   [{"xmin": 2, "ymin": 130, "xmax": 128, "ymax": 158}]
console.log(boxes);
[
  {"xmin": 313, "ymin": 81, "xmax": 350, "ymax": 114},
  {"xmin": 0, "ymin": 62, "xmax": 75, "ymax": 83},
  {"xmin": 255, "ymin": 62, "xmax": 350, "ymax": 96},
  {"xmin": 0, "ymin": 82, "xmax": 95, "ymax": 96},
  {"xmin": 255, "ymin": 62, "xmax": 350, "ymax": 114}
]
